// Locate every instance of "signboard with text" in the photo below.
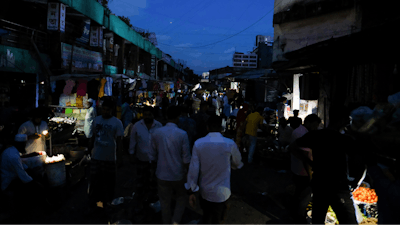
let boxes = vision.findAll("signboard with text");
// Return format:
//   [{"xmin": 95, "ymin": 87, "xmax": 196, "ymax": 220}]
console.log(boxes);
[
  {"xmin": 47, "ymin": 3, "xmax": 65, "ymax": 32},
  {"xmin": 61, "ymin": 43, "xmax": 103, "ymax": 72}
]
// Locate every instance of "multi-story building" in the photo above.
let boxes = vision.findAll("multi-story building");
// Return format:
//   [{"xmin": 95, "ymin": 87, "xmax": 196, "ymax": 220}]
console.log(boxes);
[
  {"xmin": 0, "ymin": 0, "xmax": 189, "ymax": 108},
  {"xmin": 232, "ymin": 52, "xmax": 258, "ymax": 68}
]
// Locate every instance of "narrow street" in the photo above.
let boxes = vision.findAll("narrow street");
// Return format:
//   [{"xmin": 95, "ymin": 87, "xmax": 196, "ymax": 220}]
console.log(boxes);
[{"xmin": 1, "ymin": 139, "xmax": 297, "ymax": 224}]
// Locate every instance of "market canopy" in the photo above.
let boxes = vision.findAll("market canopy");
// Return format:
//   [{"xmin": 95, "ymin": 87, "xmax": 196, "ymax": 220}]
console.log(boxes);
[
  {"xmin": 50, "ymin": 74, "xmax": 132, "ymax": 81},
  {"xmin": 233, "ymin": 69, "xmax": 269, "ymax": 80}
]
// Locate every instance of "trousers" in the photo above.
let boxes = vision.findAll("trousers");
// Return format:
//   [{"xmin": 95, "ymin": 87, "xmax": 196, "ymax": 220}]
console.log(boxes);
[{"xmin": 157, "ymin": 178, "xmax": 187, "ymax": 224}]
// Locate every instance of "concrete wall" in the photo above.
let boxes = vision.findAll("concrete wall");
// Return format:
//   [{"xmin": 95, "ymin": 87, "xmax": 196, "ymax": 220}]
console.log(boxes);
[{"xmin": 273, "ymin": 7, "xmax": 361, "ymax": 63}]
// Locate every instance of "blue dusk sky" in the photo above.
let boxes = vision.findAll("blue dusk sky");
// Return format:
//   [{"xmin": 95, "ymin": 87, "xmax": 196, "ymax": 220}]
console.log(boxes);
[{"xmin": 108, "ymin": 0, "xmax": 275, "ymax": 75}]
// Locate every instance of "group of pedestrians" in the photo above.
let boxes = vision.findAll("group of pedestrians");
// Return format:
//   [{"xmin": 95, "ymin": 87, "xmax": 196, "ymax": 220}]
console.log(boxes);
[
  {"xmin": 87, "ymin": 97, "xmax": 243, "ymax": 224},
  {"xmin": 84, "ymin": 94, "xmax": 400, "ymax": 224}
]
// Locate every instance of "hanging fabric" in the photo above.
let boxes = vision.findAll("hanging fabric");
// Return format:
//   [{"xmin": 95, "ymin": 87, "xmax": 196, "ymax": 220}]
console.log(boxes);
[
  {"xmin": 76, "ymin": 95, "xmax": 83, "ymax": 108},
  {"xmin": 77, "ymin": 79, "xmax": 88, "ymax": 96},
  {"xmin": 63, "ymin": 79, "xmax": 75, "ymax": 95},
  {"xmin": 141, "ymin": 80, "xmax": 147, "ymax": 89},
  {"xmin": 98, "ymin": 78, "xmax": 107, "ymax": 98},
  {"xmin": 104, "ymin": 77, "xmax": 113, "ymax": 96},
  {"xmin": 51, "ymin": 81, "xmax": 57, "ymax": 93}
]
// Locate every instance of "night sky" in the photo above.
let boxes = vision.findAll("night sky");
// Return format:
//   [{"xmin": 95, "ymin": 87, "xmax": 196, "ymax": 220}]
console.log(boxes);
[{"xmin": 108, "ymin": 0, "xmax": 275, "ymax": 75}]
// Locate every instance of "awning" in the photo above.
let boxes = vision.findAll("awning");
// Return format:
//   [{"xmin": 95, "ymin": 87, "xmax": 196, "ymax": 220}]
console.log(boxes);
[
  {"xmin": 49, "ymin": 74, "xmax": 124, "ymax": 81},
  {"xmin": 233, "ymin": 69, "xmax": 269, "ymax": 80},
  {"xmin": 137, "ymin": 73, "xmax": 157, "ymax": 81}
]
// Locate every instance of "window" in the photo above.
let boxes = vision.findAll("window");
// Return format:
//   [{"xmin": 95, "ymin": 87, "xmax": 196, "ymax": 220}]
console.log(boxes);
[
  {"xmin": 250, "ymin": 60, "xmax": 256, "ymax": 63},
  {"xmin": 234, "ymin": 55, "xmax": 241, "ymax": 58},
  {"xmin": 243, "ymin": 60, "xmax": 249, "ymax": 62},
  {"xmin": 234, "ymin": 63, "xmax": 241, "ymax": 66},
  {"xmin": 243, "ymin": 64, "xmax": 248, "ymax": 66},
  {"xmin": 234, "ymin": 59, "xmax": 241, "ymax": 62},
  {"xmin": 250, "ymin": 64, "xmax": 256, "ymax": 67},
  {"xmin": 243, "ymin": 56, "xmax": 249, "ymax": 58},
  {"xmin": 250, "ymin": 56, "xmax": 257, "ymax": 58}
]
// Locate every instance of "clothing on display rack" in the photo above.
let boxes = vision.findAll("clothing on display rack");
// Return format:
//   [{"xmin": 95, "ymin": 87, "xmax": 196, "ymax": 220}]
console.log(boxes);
[
  {"xmin": 105, "ymin": 77, "xmax": 113, "ymax": 96},
  {"xmin": 63, "ymin": 79, "xmax": 75, "ymax": 95},
  {"xmin": 76, "ymin": 95, "xmax": 83, "ymax": 108},
  {"xmin": 98, "ymin": 78, "xmax": 106, "ymax": 98},
  {"xmin": 77, "ymin": 79, "xmax": 88, "ymax": 96},
  {"xmin": 51, "ymin": 81, "xmax": 56, "ymax": 93},
  {"xmin": 141, "ymin": 80, "xmax": 147, "ymax": 89}
]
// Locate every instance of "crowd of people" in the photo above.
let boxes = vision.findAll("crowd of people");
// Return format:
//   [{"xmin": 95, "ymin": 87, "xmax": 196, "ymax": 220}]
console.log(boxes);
[{"xmin": 1, "ymin": 89, "xmax": 400, "ymax": 224}]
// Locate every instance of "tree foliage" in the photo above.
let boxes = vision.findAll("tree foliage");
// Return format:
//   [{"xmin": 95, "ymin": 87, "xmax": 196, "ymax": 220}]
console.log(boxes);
[{"xmin": 118, "ymin": 16, "xmax": 133, "ymax": 28}]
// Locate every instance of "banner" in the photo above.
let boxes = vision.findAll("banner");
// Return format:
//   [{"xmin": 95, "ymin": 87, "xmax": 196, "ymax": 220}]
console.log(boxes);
[
  {"xmin": 59, "ymin": 3, "xmax": 66, "ymax": 32},
  {"xmin": 47, "ymin": 3, "xmax": 60, "ymax": 31},
  {"xmin": 150, "ymin": 55, "xmax": 156, "ymax": 77},
  {"xmin": 76, "ymin": 20, "xmax": 91, "ymax": 44},
  {"xmin": 47, "ymin": 3, "xmax": 65, "ymax": 32},
  {"xmin": 61, "ymin": 43, "xmax": 103, "ymax": 73},
  {"xmin": 90, "ymin": 27, "xmax": 99, "ymax": 47}
]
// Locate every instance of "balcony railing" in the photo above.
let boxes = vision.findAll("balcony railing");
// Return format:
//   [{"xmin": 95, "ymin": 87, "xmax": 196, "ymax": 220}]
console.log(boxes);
[{"xmin": 0, "ymin": 19, "xmax": 49, "ymax": 52}]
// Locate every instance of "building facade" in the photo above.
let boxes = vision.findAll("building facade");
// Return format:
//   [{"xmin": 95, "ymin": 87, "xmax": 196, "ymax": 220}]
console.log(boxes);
[{"xmin": 232, "ymin": 52, "xmax": 258, "ymax": 68}]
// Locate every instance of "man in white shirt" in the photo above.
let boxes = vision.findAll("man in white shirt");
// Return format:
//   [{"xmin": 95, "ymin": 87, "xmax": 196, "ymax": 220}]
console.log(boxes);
[
  {"xmin": 129, "ymin": 106, "xmax": 162, "ymax": 196},
  {"xmin": 1, "ymin": 134, "xmax": 47, "ymax": 211},
  {"xmin": 18, "ymin": 109, "xmax": 49, "ymax": 154},
  {"xmin": 186, "ymin": 115, "xmax": 244, "ymax": 224},
  {"xmin": 149, "ymin": 106, "xmax": 191, "ymax": 224},
  {"xmin": 88, "ymin": 99, "xmax": 124, "ymax": 213},
  {"xmin": 289, "ymin": 114, "xmax": 321, "ymax": 223}
]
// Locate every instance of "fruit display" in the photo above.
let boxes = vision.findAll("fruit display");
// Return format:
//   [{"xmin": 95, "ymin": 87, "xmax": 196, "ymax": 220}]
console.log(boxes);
[{"xmin": 352, "ymin": 187, "xmax": 378, "ymax": 203}]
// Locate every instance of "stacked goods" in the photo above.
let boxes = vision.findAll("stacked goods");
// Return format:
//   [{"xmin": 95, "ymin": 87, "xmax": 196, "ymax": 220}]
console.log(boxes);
[{"xmin": 352, "ymin": 187, "xmax": 378, "ymax": 204}]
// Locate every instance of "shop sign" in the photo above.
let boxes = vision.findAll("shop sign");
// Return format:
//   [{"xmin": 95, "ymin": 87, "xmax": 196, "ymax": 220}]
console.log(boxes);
[
  {"xmin": 150, "ymin": 55, "xmax": 156, "ymax": 77},
  {"xmin": 61, "ymin": 42, "xmax": 103, "ymax": 72},
  {"xmin": 90, "ymin": 27, "xmax": 103, "ymax": 47},
  {"xmin": 76, "ymin": 20, "xmax": 91, "ymax": 44},
  {"xmin": 47, "ymin": 3, "xmax": 65, "ymax": 32}
]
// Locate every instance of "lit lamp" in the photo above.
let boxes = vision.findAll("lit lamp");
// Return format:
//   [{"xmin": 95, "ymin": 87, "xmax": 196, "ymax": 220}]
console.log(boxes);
[{"xmin": 42, "ymin": 130, "xmax": 52, "ymax": 156}]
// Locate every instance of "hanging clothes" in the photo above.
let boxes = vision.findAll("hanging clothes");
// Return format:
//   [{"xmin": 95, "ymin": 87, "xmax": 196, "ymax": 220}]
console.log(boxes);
[
  {"xmin": 63, "ymin": 79, "xmax": 75, "ymax": 95},
  {"xmin": 76, "ymin": 95, "xmax": 83, "ymax": 108},
  {"xmin": 153, "ymin": 82, "xmax": 159, "ymax": 91},
  {"xmin": 87, "ymin": 79, "xmax": 100, "ymax": 100},
  {"xmin": 98, "ymin": 78, "xmax": 107, "ymax": 98},
  {"xmin": 141, "ymin": 80, "xmax": 147, "ymax": 89},
  {"xmin": 76, "ymin": 79, "xmax": 88, "ymax": 96},
  {"xmin": 104, "ymin": 77, "xmax": 113, "ymax": 96},
  {"xmin": 51, "ymin": 81, "xmax": 56, "ymax": 93}
]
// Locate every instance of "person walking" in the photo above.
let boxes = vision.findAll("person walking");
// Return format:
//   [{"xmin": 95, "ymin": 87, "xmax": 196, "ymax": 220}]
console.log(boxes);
[
  {"xmin": 186, "ymin": 115, "xmax": 244, "ymax": 224},
  {"xmin": 289, "ymin": 109, "xmax": 365, "ymax": 224},
  {"xmin": 84, "ymin": 99, "xmax": 97, "ymax": 139},
  {"xmin": 244, "ymin": 107, "xmax": 264, "ymax": 164},
  {"xmin": 277, "ymin": 117, "xmax": 293, "ymax": 152},
  {"xmin": 288, "ymin": 114, "xmax": 321, "ymax": 223},
  {"xmin": 192, "ymin": 102, "xmax": 210, "ymax": 142},
  {"xmin": 178, "ymin": 105, "xmax": 197, "ymax": 153},
  {"xmin": 149, "ymin": 106, "xmax": 191, "ymax": 224},
  {"xmin": 288, "ymin": 110, "xmax": 302, "ymax": 130},
  {"xmin": 87, "ymin": 99, "xmax": 124, "ymax": 214},
  {"xmin": 129, "ymin": 106, "xmax": 162, "ymax": 197},
  {"xmin": 276, "ymin": 97, "xmax": 287, "ymax": 120},
  {"xmin": 162, "ymin": 93, "xmax": 169, "ymax": 120}
]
